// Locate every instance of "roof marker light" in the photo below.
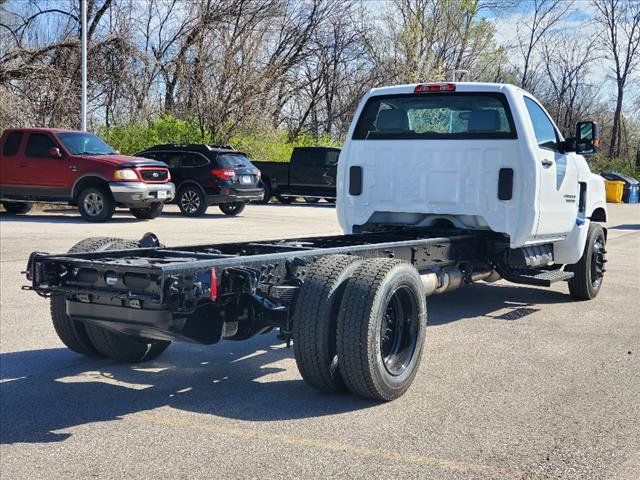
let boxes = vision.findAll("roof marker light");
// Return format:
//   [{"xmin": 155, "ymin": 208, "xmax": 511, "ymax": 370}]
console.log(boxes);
[{"xmin": 414, "ymin": 83, "xmax": 456, "ymax": 93}]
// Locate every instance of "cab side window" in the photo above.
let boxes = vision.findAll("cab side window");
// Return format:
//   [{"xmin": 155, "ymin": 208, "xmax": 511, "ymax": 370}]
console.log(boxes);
[
  {"xmin": 524, "ymin": 97, "xmax": 559, "ymax": 151},
  {"xmin": 25, "ymin": 133, "xmax": 57, "ymax": 157},
  {"xmin": 2, "ymin": 132, "xmax": 22, "ymax": 156}
]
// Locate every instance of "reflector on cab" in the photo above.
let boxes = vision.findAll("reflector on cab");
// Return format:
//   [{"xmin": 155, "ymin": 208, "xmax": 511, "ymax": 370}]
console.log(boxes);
[{"xmin": 414, "ymin": 83, "xmax": 456, "ymax": 93}]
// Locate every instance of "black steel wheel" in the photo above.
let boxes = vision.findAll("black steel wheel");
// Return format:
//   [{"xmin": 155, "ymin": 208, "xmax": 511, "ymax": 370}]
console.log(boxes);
[
  {"xmin": 568, "ymin": 223, "xmax": 607, "ymax": 300},
  {"xmin": 292, "ymin": 255, "xmax": 363, "ymax": 393},
  {"xmin": 2, "ymin": 201, "xmax": 32, "ymax": 215},
  {"xmin": 337, "ymin": 259, "xmax": 427, "ymax": 401},
  {"xmin": 130, "ymin": 202, "xmax": 164, "ymax": 219},
  {"xmin": 77, "ymin": 186, "xmax": 115, "ymax": 222},
  {"xmin": 379, "ymin": 286, "xmax": 420, "ymax": 377},
  {"xmin": 219, "ymin": 202, "xmax": 246, "ymax": 216},
  {"xmin": 178, "ymin": 185, "xmax": 207, "ymax": 217}
]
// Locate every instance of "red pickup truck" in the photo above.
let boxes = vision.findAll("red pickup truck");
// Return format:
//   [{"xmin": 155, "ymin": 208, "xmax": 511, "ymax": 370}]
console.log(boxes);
[{"xmin": 0, "ymin": 128, "xmax": 175, "ymax": 221}]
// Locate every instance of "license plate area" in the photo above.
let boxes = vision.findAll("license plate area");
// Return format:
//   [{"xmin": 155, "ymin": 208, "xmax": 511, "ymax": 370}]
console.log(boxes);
[
  {"xmin": 156, "ymin": 190, "xmax": 168, "ymax": 199},
  {"xmin": 240, "ymin": 175, "xmax": 252, "ymax": 185}
]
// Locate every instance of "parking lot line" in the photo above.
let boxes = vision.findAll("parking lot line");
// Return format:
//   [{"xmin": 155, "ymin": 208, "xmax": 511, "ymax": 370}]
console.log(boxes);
[{"xmin": 132, "ymin": 411, "xmax": 526, "ymax": 478}]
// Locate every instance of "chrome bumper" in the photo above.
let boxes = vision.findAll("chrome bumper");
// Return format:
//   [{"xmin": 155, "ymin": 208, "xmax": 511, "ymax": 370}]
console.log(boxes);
[{"xmin": 109, "ymin": 182, "xmax": 175, "ymax": 206}]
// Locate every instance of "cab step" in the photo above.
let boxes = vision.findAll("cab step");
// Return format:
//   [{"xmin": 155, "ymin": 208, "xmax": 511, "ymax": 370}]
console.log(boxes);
[{"xmin": 500, "ymin": 268, "xmax": 574, "ymax": 287}]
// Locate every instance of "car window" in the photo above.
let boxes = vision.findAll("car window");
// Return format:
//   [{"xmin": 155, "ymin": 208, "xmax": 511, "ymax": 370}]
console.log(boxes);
[
  {"xmin": 181, "ymin": 153, "xmax": 208, "ymax": 168},
  {"xmin": 353, "ymin": 92, "xmax": 517, "ymax": 140},
  {"xmin": 524, "ymin": 97, "xmax": 559, "ymax": 151},
  {"xmin": 324, "ymin": 150, "xmax": 339, "ymax": 166},
  {"xmin": 25, "ymin": 133, "xmax": 57, "ymax": 157},
  {"xmin": 152, "ymin": 152, "xmax": 181, "ymax": 168},
  {"xmin": 2, "ymin": 132, "xmax": 22, "ymax": 156},
  {"xmin": 216, "ymin": 153, "xmax": 251, "ymax": 168}
]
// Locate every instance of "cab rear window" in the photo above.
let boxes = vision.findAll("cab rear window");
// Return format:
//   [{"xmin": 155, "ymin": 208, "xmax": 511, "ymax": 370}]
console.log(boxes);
[{"xmin": 352, "ymin": 92, "xmax": 517, "ymax": 140}]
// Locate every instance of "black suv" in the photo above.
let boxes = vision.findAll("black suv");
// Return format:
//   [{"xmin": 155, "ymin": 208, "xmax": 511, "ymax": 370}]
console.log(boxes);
[{"xmin": 136, "ymin": 144, "xmax": 263, "ymax": 216}]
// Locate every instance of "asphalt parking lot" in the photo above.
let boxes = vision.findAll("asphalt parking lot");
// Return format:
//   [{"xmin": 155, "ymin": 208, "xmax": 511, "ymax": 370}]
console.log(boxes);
[{"xmin": 0, "ymin": 203, "xmax": 638, "ymax": 479}]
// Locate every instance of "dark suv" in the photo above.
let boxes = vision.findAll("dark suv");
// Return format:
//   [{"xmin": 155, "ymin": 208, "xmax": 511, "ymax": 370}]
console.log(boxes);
[{"xmin": 136, "ymin": 144, "xmax": 263, "ymax": 217}]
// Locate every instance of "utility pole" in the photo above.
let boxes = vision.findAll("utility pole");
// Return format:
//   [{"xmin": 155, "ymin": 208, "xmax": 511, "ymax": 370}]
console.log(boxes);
[{"xmin": 81, "ymin": 0, "xmax": 87, "ymax": 131}]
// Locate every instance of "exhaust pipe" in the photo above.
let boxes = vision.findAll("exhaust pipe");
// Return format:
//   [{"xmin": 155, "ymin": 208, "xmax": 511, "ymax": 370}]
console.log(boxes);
[{"xmin": 420, "ymin": 268, "xmax": 499, "ymax": 296}]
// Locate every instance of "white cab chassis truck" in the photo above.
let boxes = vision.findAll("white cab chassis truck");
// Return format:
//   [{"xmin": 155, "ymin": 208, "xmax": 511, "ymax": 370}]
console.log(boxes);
[{"xmin": 25, "ymin": 83, "xmax": 607, "ymax": 402}]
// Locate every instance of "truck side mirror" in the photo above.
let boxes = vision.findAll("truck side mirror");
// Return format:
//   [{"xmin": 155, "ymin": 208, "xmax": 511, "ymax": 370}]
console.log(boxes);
[
  {"xmin": 575, "ymin": 121, "xmax": 599, "ymax": 155},
  {"xmin": 49, "ymin": 147, "xmax": 63, "ymax": 158}
]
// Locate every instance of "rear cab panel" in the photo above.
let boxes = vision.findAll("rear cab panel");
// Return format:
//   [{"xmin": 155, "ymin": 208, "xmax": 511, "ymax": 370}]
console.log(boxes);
[{"xmin": 337, "ymin": 82, "xmax": 602, "ymax": 251}]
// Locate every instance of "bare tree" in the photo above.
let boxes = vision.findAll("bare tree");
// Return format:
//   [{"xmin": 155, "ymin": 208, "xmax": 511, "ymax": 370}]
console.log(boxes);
[
  {"xmin": 593, "ymin": 0, "xmax": 640, "ymax": 158},
  {"xmin": 540, "ymin": 33, "xmax": 598, "ymax": 134},
  {"xmin": 515, "ymin": 0, "xmax": 573, "ymax": 90}
]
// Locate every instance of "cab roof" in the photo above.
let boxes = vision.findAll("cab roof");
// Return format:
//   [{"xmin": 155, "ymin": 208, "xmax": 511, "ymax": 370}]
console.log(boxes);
[{"xmin": 367, "ymin": 82, "xmax": 525, "ymax": 97}]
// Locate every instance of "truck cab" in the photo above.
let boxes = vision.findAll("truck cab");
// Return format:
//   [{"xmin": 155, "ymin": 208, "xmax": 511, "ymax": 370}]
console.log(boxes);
[{"xmin": 337, "ymin": 82, "xmax": 607, "ymax": 265}]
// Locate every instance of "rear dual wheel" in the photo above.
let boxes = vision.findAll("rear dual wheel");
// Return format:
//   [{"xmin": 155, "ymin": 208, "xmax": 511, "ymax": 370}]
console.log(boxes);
[
  {"xmin": 50, "ymin": 237, "xmax": 170, "ymax": 362},
  {"xmin": 293, "ymin": 256, "xmax": 426, "ymax": 401}
]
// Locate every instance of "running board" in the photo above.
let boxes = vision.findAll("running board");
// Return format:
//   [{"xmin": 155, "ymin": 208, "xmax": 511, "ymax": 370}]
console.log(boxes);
[{"xmin": 501, "ymin": 268, "xmax": 574, "ymax": 287}]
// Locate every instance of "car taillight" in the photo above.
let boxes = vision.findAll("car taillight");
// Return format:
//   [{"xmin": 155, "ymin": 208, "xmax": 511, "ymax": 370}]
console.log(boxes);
[
  {"xmin": 210, "ymin": 268, "xmax": 218, "ymax": 301},
  {"xmin": 211, "ymin": 168, "xmax": 236, "ymax": 180},
  {"xmin": 414, "ymin": 83, "xmax": 456, "ymax": 93}
]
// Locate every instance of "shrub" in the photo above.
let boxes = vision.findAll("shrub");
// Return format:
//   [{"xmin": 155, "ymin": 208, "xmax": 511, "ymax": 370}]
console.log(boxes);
[
  {"xmin": 98, "ymin": 116, "xmax": 341, "ymax": 161},
  {"xmin": 587, "ymin": 153, "xmax": 639, "ymax": 179}
]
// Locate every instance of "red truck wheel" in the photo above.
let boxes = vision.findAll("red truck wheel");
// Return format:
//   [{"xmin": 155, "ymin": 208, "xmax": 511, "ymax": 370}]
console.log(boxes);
[{"xmin": 77, "ymin": 186, "xmax": 115, "ymax": 222}]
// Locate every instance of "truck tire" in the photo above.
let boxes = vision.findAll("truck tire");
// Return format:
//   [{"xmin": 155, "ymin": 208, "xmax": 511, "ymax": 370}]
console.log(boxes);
[
  {"xmin": 567, "ymin": 223, "xmax": 606, "ymax": 300},
  {"xmin": 258, "ymin": 179, "xmax": 272, "ymax": 204},
  {"xmin": 2, "ymin": 201, "xmax": 32, "ymax": 215},
  {"xmin": 84, "ymin": 323, "xmax": 170, "ymax": 363},
  {"xmin": 51, "ymin": 237, "xmax": 170, "ymax": 362},
  {"xmin": 292, "ymin": 255, "xmax": 363, "ymax": 393},
  {"xmin": 219, "ymin": 202, "xmax": 245, "ymax": 216},
  {"xmin": 337, "ymin": 259, "xmax": 427, "ymax": 401},
  {"xmin": 130, "ymin": 202, "xmax": 164, "ymax": 219},
  {"xmin": 276, "ymin": 195, "xmax": 295, "ymax": 204},
  {"xmin": 50, "ymin": 237, "xmax": 133, "ymax": 356},
  {"xmin": 84, "ymin": 238, "xmax": 170, "ymax": 362},
  {"xmin": 77, "ymin": 186, "xmax": 115, "ymax": 222},
  {"xmin": 177, "ymin": 185, "xmax": 208, "ymax": 217}
]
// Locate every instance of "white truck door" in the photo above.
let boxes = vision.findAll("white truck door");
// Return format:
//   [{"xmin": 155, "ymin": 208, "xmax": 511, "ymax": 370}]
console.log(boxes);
[{"xmin": 523, "ymin": 97, "xmax": 578, "ymax": 239}]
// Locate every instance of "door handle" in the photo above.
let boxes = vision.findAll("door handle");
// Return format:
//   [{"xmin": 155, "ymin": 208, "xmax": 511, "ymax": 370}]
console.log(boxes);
[{"xmin": 541, "ymin": 159, "xmax": 553, "ymax": 168}]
